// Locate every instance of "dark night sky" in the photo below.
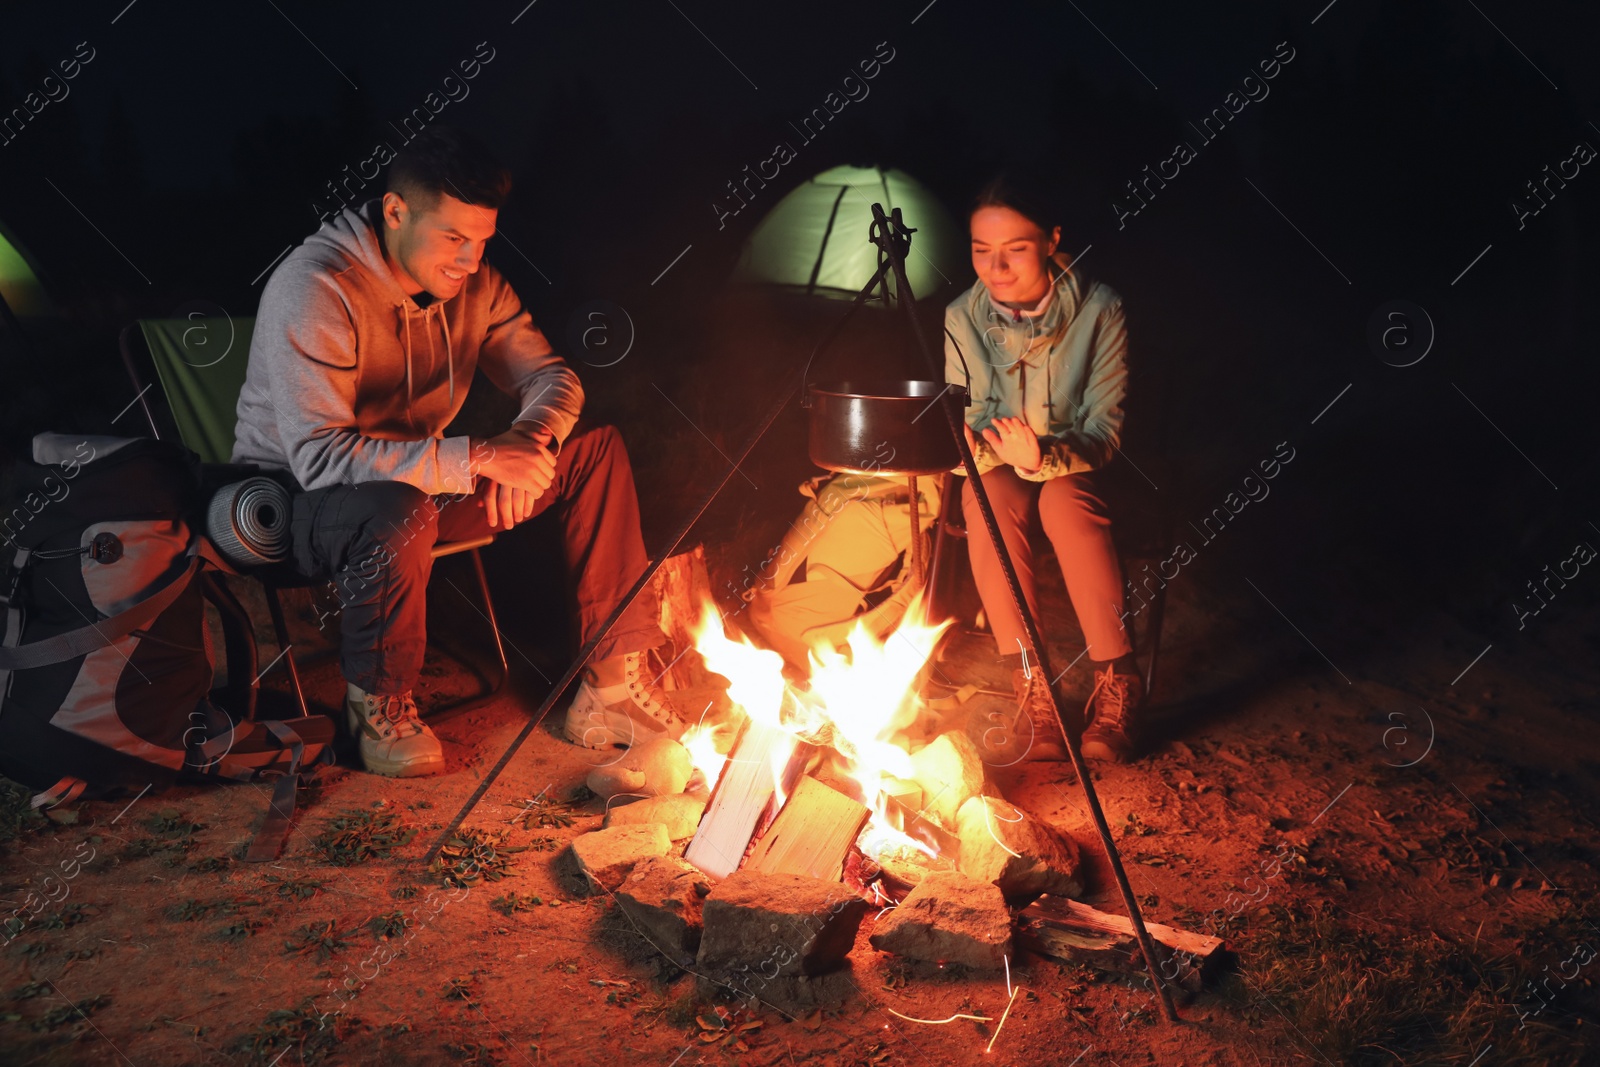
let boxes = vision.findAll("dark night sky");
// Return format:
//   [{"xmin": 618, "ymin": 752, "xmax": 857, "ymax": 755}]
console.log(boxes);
[
  {"xmin": 6, "ymin": 0, "xmax": 1595, "ymax": 300},
  {"xmin": 2, "ymin": 0, "xmax": 1597, "ymax": 635}
]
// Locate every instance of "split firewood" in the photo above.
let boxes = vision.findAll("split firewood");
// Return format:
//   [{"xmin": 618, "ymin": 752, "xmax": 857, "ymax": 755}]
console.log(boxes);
[
  {"xmin": 1015, "ymin": 895, "xmax": 1230, "ymax": 991},
  {"xmin": 746, "ymin": 776, "xmax": 870, "ymax": 882},
  {"xmin": 685, "ymin": 719, "xmax": 812, "ymax": 879}
]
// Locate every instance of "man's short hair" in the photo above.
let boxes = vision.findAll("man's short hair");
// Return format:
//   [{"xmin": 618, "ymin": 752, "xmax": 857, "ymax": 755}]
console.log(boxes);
[{"xmin": 386, "ymin": 125, "xmax": 512, "ymax": 213}]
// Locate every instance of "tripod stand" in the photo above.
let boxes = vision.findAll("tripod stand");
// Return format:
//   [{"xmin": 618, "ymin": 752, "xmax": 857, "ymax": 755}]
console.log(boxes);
[
  {"xmin": 861, "ymin": 202, "xmax": 1180, "ymax": 1023},
  {"xmin": 424, "ymin": 201, "xmax": 1181, "ymax": 1023}
]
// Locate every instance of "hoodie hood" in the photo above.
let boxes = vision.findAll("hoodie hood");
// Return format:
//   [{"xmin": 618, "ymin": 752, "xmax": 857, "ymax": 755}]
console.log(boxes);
[{"xmin": 309, "ymin": 200, "xmax": 460, "ymax": 435}]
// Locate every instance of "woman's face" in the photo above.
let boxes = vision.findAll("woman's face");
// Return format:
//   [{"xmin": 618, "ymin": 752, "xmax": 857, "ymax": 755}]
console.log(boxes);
[{"xmin": 970, "ymin": 205, "xmax": 1061, "ymax": 307}]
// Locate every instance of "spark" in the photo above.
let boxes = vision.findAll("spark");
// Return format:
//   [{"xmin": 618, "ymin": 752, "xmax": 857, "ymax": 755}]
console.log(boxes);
[
  {"xmin": 883, "ymin": 1007, "xmax": 994, "ymax": 1025},
  {"xmin": 985, "ymin": 987, "xmax": 1020, "ymax": 1054}
]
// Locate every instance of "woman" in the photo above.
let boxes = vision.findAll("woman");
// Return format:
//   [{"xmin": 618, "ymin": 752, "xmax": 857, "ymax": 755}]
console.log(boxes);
[{"xmin": 944, "ymin": 175, "xmax": 1144, "ymax": 762}]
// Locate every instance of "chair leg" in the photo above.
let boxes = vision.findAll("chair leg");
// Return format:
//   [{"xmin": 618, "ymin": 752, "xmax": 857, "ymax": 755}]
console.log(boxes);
[
  {"xmin": 471, "ymin": 547, "xmax": 510, "ymax": 695},
  {"xmin": 263, "ymin": 584, "xmax": 310, "ymax": 719},
  {"xmin": 431, "ymin": 547, "xmax": 510, "ymax": 721},
  {"xmin": 1142, "ymin": 576, "xmax": 1167, "ymax": 701}
]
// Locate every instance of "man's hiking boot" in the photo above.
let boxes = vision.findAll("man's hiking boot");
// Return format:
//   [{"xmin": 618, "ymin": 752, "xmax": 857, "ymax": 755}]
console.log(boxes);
[
  {"xmin": 564, "ymin": 650, "xmax": 688, "ymax": 750},
  {"xmin": 344, "ymin": 684, "xmax": 446, "ymax": 777},
  {"xmin": 1080, "ymin": 666, "xmax": 1145, "ymax": 762},
  {"xmin": 1013, "ymin": 666, "xmax": 1072, "ymax": 762}
]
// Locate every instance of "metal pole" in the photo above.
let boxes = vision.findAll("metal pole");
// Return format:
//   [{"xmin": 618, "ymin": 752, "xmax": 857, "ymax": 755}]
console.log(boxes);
[
  {"xmin": 423, "ymin": 367, "xmax": 805, "ymax": 867},
  {"xmin": 869, "ymin": 204, "xmax": 1180, "ymax": 1023},
  {"xmin": 423, "ymin": 255, "xmax": 904, "ymax": 865}
]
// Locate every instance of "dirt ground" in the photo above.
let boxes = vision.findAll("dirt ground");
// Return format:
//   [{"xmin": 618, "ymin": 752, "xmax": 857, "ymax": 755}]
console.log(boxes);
[
  {"xmin": 3, "ymin": 287, "xmax": 1598, "ymax": 1067},
  {"xmin": 3, "ymin": 503, "xmax": 1598, "ymax": 1067}
]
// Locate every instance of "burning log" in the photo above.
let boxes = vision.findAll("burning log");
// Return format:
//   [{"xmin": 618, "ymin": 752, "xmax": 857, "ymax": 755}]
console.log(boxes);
[
  {"xmin": 867, "ymin": 838, "xmax": 958, "ymax": 890},
  {"xmin": 869, "ymin": 870, "xmax": 1014, "ymax": 970},
  {"xmin": 653, "ymin": 546, "xmax": 720, "ymax": 691},
  {"xmin": 685, "ymin": 719, "xmax": 810, "ymax": 879},
  {"xmin": 955, "ymin": 796, "xmax": 1085, "ymax": 902},
  {"xmin": 869, "ymin": 793, "xmax": 961, "ymax": 890},
  {"xmin": 746, "ymin": 776, "xmax": 871, "ymax": 882},
  {"xmin": 603, "ymin": 793, "xmax": 707, "ymax": 840},
  {"xmin": 696, "ymin": 870, "xmax": 869, "ymax": 982},
  {"xmin": 568, "ymin": 823, "xmax": 671, "ymax": 892},
  {"xmin": 613, "ymin": 855, "xmax": 712, "ymax": 965},
  {"xmin": 1016, "ymin": 896, "xmax": 1229, "ymax": 992}
]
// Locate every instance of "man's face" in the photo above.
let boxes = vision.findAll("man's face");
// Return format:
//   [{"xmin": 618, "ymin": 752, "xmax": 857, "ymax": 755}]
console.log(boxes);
[
  {"xmin": 970, "ymin": 205, "xmax": 1061, "ymax": 307},
  {"xmin": 381, "ymin": 190, "xmax": 498, "ymax": 300}
]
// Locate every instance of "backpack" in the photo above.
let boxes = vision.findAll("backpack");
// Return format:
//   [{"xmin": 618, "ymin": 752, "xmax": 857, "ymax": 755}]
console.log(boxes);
[
  {"xmin": 0, "ymin": 433, "xmax": 331, "ymax": 859},
  {"xmin": 741, "ymin": 472, "xmax": 942, "ymax": 670}
]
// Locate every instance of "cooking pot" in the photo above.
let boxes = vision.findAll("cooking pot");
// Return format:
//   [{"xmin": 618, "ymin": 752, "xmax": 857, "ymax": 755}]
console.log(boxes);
[{"xmin": 804, "ymin": 380, "xmax": 966, "ymax": 476}]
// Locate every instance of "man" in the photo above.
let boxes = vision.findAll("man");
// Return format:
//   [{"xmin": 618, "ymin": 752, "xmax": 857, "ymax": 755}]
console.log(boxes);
[{"xmin": 232, "ymin": 125, "xmax": 684, "ymax": 776}]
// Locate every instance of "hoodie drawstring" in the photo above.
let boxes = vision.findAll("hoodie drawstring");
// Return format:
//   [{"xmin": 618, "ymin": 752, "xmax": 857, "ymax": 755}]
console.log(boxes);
[
  {"xmin": 397, "ymin": 302, "xmax": 456, "ymax": 435},
  {"xmin": 440, "ymin": 305, "xmax": 455, "ymax": 410},
  {"xmin": 401, "ymin": 304, "xmax": 415, "ymax": 434}
]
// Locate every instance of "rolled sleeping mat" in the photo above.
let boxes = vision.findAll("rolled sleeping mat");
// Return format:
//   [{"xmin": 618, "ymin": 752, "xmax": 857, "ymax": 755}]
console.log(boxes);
[{"xmin": 206, "ymin": 477, "xmax": 292, "ymax": 567}]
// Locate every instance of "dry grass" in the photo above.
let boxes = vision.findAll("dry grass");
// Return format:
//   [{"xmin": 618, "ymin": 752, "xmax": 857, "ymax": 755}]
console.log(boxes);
[{"xmin": 1228, "ymin": 901, "xmax": 1595, "ymax": 1065}]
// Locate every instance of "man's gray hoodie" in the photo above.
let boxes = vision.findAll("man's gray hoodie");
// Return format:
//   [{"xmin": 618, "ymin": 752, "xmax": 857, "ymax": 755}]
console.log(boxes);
[{"xmin": 231, "ymin": 199, "xmax": 582, "ymax": 495}]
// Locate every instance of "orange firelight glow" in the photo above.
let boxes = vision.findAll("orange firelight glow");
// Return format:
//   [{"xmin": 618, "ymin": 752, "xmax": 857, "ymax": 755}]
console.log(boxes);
[{"xmin": 686, "ymin": 595, "xmax": 951, "ymax": 860}]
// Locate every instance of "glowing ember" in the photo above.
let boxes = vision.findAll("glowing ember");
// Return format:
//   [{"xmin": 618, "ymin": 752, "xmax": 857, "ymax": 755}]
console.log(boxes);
[{"xmin": 689, "ymin": 594, "xmax": 951, "ymax": 864}]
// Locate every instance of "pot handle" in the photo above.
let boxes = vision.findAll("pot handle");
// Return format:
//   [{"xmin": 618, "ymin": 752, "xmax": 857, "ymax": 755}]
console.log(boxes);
[
  {"xmin": 799, "ymin": 219, "xmax": 901, "ymax": 408},
  {"xmin": 944, "ymin": 326, "xmax": 974, "ymax": 406}
]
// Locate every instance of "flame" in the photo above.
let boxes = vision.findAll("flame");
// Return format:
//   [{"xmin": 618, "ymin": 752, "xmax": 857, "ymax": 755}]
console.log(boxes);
[
  {"xmin": 688, "ymin": 595, "xmax": 951, "ymax": 862},
  {"xmin": 681, "ymin": 722, "xmax": 726, "ymax": 793}
]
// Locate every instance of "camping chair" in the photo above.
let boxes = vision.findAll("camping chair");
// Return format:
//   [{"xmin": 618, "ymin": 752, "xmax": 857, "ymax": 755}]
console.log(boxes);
[{"xmin": 118, "ymin": 317, "xmax": 508, "ymax": 721}]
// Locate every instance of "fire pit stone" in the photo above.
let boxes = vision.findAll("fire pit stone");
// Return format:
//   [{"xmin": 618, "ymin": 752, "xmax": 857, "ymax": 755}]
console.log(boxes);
[
  {"xmin": 868, "ymin": 869, "xmax": 1014, "ymax": 970},
  {"xmin": 585, "ymin": 737, "xmax": 693, "ymax": 800},
  {"xmin": 696, "ymin": 870, "xmax": 869, "ymax": 980},
  {"xmin": 568, "ymin": 823, "xmax": 672, "ymax": 892},
  {"xmin": 603, "ymin": 793, "xmax": 707, "ymax": 840},
  {"xmin": 955, "ymin": 796, "xmax": 1085, "ymax": 901},
  {"xmin": 908, "ymin": 731, "xmax": 987, "ymax": 827},
  {"xmin": 613, "ymin": 855, "xmax": 712, "ymax": 964}
]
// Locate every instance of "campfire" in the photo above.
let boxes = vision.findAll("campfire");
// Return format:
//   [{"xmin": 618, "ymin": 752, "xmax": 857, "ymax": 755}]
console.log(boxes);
[
  {"xmin": 680, "ymin": 596, "xmax": 950, "ymax": 885},
  {"xmin": 559, "ymin": 576, "xmax": 1222, "ymax": 1018}
]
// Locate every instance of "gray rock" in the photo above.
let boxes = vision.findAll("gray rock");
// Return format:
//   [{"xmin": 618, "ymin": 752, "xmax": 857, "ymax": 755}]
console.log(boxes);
[
  {"xmin": 614, "ymin": 855, "xmax": 711, "ymax": 963},
  {"xmin": 568, "ymin": 823, "xmax": 671, "ymax": 892},
  {"xmin": 909, "ymin": 732, "xmax": 987, "ymax": 828},
  {"xmin": 696, "ymin": 871, "xmax": 868, "ymax": 980},
  {"xmin": 700, "ymin": 967, "xmax": 859, "ymax": 1014},
  {"xmin": 604, "ymin": 793, "xmax": 706, "ymax": 840},
  {"xmin": 955, "ymin": 796, "xmax": 1085, "ymax": 901},
  {"xmin": 869, "ymin": 870, "xmax": 1013, "ymax": 969},
  {"xmin": 586, "ymin": 737, "xmax": 693, "ymax": 801}
]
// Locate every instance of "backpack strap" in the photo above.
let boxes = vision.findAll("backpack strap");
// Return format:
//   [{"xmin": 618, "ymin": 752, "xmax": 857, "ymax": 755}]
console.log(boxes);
[
  {"xmin": 0, "ymin": 551, "xmax": 201, "ymax": 672},
  {"xmin": 199, "ymin": 570, "xmax": 259, "ymax": 723},
  {"xmin": 244, "ymin": 720, "xmax": 317, "ymax": 863},
  {"xmin": 0, "ymin": 547, "xmax": 29, "ymax": 704},
  {"xmin": 29, "ymin": 775, "xmax": 87, "ymax": 810}
]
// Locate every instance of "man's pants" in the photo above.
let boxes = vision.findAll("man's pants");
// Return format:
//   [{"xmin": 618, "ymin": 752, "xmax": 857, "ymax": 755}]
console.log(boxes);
[
  {"xmin": 282, "ymin": 423, "xmax": 663, "ymax": 697},
  {"xmin": 960, "ymin": 466, "xmax": 1133, "ymax": 662}
]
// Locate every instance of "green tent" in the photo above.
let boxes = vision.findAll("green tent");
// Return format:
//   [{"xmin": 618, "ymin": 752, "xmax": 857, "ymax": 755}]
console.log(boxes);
[
  {"xmin": 0, "ymin": 221, "xmax": 59, "ymax": 319},
  {"xmin": 731, "ymin": 165, "xmax": 964, "ymax": 301}
]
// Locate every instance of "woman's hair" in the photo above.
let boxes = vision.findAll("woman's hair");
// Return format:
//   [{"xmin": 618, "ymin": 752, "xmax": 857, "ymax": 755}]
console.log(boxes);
[
  {"xmin": 386, "ymin": 125, "xmax": 512, "ymax": 212},
  {"xmin": 970, "ymin": 171, "xmax": 1060, "ymax": 235}
]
